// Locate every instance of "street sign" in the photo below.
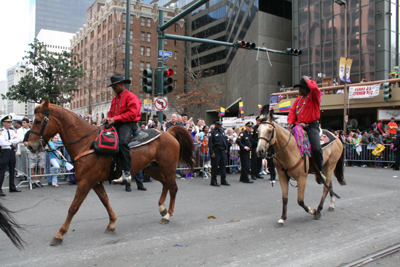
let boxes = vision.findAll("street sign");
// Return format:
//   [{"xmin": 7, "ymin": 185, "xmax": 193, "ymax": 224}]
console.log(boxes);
[
  {"xmin": 154, "ymin": 96, "xmax": 168, "ymax": 111},
  {"xmin": 159, "ymin": 50, "xmax": 172, "ymax": 57},
  {"xmin": 162, "ymin": 56, "xmax": 169, "ymax": 62}
]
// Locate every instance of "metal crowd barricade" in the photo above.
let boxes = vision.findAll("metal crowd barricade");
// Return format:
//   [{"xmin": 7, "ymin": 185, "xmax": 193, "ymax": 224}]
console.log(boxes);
[
  {"xmin": 16, "ymin": 145, "xmax": 75, "ymax": 190},
  {"xmin": 176, "ymin": 142, "xmax": 241, "ymax": 179},
  {"xmin": 344, "ymin": 143, "xmax": 395, "ymax": 167}
]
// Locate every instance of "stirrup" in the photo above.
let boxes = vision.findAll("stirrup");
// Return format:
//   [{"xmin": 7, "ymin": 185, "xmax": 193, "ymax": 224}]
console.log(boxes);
[{"xmin": 113, "ymin": 172, "xmax": 131, "ymax": 184}]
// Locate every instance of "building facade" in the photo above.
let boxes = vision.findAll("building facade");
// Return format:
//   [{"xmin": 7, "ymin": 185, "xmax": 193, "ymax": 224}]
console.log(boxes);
[
  {"xmin": 70, "ymin": 0, "xmax": 185, "ymax": 120},
  {"xmin": 292, "ymin": 0, "xmax": 400, "ymax": 85},
  {"xmin": 31, "ymin": 0, "xmax": 94, "ymax": 38}
]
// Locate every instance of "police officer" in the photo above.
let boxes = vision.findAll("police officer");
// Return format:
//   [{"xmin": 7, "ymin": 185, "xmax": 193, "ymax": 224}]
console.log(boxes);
[
  {"xmin": 208, "ymin": 120, "xmax": 230, "ymax": 186},
  {"xmin": 251, "ymin": 116, "xmax": 263, "ymax": 179},
  {"xmin": 236, "ymin": 122, "xmax": 255, "ymax": 183},
  {"xmin": 0, "ymin": 115, "xmax": 21, "ymax": 196}
]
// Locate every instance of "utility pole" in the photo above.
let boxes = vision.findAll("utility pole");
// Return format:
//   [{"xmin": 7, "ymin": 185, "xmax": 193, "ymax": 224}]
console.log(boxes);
[{"xmin": 124, "ymin": 0, "xmax": 131, "ymax": 91}]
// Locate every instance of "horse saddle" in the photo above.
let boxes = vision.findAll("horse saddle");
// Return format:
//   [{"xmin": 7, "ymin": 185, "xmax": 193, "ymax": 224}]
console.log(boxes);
[
  {"xmin": 128, "ymin": 128, "xmax": 161, "ymax": 148},
  {"xmin": 319, "ymin": 129, "xmax": 337, "ymax": 149}
]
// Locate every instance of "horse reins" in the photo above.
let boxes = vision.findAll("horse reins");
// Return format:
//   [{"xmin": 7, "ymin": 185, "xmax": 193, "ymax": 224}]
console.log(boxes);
[{"xmin": 259, "ymin": 121, "xmax": 292, "ymax": 159}]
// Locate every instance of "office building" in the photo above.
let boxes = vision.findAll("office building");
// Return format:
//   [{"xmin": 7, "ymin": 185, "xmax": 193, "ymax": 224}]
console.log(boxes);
[{"xmin": 30, "ymin": 0, "xmax": 95, "ymax": 38}]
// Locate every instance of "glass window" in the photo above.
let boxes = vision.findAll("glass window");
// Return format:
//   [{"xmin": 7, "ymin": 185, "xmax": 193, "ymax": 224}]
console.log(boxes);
[
  {"xmin": 391, "ymin": 31, "xmax": 397, "ymax": 53},
  {"xmin": 299, "ymin": 0, "xmax": 308, "ymax": 9},
  {"xmin": 322, "ymin": 61, "xmax": 333, "ymax": 77},
  {"xmin": 147, "ymin": 18, "xmax": 151, "ymax": 27},
  {"xmin": 122, "ymin": 44, "xmax": 125, "ymax": 53},
  {"xmin": 348, "ymin": 9, "xmax": 360, "ymax": 37},
  {"xmin": 310, "ymin": 45, "xmax": 321, "ymax": 63},
  {"xmin": 147, "ymin": 33, "xmax": 151, "ymax": 42},
  {"xmin": 141, "ymin": 32, "xmax": 145, "ymax": 41},
  {"xmin": 300, "ymin": 48, "xmax": 309, "ymax": 66},
  {"xmin": 140, "ymin": 61, "xmax": 144, "ymax": 71},
  {"xmin": 348, "ymin": 35, "xmax": 360, "ymax": 56},
  {"xmin": 310, "ymin": 3, "xmax": 320, "ymax": 22},
  {"xmin": 348, "ymin": 0, "xmax": 360, "ymax": 10},
  {"xmin": 322, "ymin": 42, "xmax": 333, "ymax": 61},
  {"xmin": 299, "ymin": 7, "xmax": 309, "ymax": 26},
  {"xmin": 361, "ymin": 0, "xmax": 375, "ymax": 6},
  {"xmin": 300, "ymin": 64, "xmax": 309, "ymax": 77},
  {"xmin": 322, "ymin": 1, "xmax": 332, "ymax": 18},
  {"xmin": 140, "ymin": 46, "xmax": 144, "ymax": 56},
  {"xmin": 130, "ymin": 61, "xmax": 133, "ymax": 70},
  {"xmin": 361, "ymin": 5, "xmax": 375, "ymax": 33},
  {"xmin": 146, "ymin": 62, "xmax": 151, "ymax": 70},
  {"xmin": 333, "ymin": 13, "xmax": 345, "ymax": 40},
  {"xmin": 310, "ymin": 22, "xmax": 321, "ymax": 46},
  {"xmin": 146, "ymin": 47, "xmax": 151, "ymax": 57},
  {"xmin": 321, "ymin": 18, "xmax": 333, "ymax": 42},
  {"xmin": 141, "ymin": 18, "xmax": 145, "ymax": 26},
  {"xmin": 174, "ymin": 51, "xmax": 177, "ymax": 60},
  {"xmin": 361, "ymin": 53, "xmax": 375, "ymax": 73},
  {"xmin": 349, "ymin": 55, "xmax": 360, "ymax": 77},
  {"xmin": 334, "ymin": 39, "xmax": 345, "ymax": 59},
  {"xmin": 391, "ymin": 53, "xmax": 397, "ymax": 71},
  {"xmin": 361, "ymin": 33, "xmax": 375, "ymax": 54},
  {"xmin": 299, "ymin": 24, "xmax": 309, "ymax": 48},
  {"xmin": 311, "ymin": 63, "xmax": 321, "ymax": 81}
]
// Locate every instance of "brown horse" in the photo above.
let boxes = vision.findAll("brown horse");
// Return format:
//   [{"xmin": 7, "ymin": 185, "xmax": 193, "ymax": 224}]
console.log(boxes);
[
  {"xmin": 256, "ymin": 114, "xmax": 346, "ymax": 226},
  {"xmin": 27, "ymin": 99, "xmax": 195, "ymax": 246}
]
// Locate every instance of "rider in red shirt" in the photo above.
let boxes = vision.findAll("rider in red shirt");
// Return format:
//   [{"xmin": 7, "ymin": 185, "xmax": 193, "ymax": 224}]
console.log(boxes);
[
  {"xmin": 287, "ymin": 75, "xmax": 325, "ymax": 184},
  {"xmin": 102, "ymin": 74, "xmax": 142, "ymax": 184}
]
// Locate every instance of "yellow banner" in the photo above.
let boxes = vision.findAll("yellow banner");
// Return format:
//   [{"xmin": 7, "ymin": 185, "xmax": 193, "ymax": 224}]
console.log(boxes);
[
  {"xmin": 346, "ymin": 58, "xmax": 353, "ymax": 82},
  {"xmin": 339, "ymin": 57, "xmax": 346, "ymax": 82}
]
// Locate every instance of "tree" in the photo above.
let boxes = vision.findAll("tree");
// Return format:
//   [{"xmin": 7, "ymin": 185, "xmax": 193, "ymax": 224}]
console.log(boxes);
[{"xmin": 3, "ymin": 39, "xmax": 85, "ymax": 105}]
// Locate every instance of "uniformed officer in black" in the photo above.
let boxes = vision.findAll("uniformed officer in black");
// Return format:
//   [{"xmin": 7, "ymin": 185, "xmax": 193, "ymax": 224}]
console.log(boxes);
[
  {"xmin": 208, "ymin": 120, "xmax": 230, "ymax": 186},
  {"xmin": 0, "ymin": 115, "xmax": 21, "ymax": 196},
  {"xmin": 251, "ymin": 116, "xmax": 264, "ymax": 179},
  {"xmin": 236, "ymin": 122, "xmax": 255, "ymax": 183}
]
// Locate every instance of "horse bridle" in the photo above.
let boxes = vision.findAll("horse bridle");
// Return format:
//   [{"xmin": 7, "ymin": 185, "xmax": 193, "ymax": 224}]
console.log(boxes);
[
  {"xmin": 30, "ymin": 109, "xmax": 50, "ymax": 149},
  {"xmin": 30, "ymin": 108, "xmax": 99, "ymax": 150},
  {"xmin": 258, "ymin": 121, "xmax": 291, "ymax": 159}
]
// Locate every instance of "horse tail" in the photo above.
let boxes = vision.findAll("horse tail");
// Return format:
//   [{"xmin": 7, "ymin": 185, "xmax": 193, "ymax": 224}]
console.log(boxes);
[
  {"xmin": 167, "ymin": 126, "xmax": 196, "ymax": 170},
  {"xmin": 334, "ymin": 146, "xmax": 347, "ymax": 186},
  {"xmin": 0, "ymin": 202, "xmax": 25, "ymax": 250}
]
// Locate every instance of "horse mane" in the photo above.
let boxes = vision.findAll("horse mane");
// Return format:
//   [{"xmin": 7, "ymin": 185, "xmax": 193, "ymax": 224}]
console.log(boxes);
[{"xmin": 0, "ymin": 202, "xmax": 25, "ymax": 250}]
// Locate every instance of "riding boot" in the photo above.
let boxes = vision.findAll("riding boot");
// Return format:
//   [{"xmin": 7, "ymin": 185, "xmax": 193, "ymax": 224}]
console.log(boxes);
[
  {"xmin": 312, "ymin": 151, "xmax": 326, "ymax": 184},
  {"xmin": 112, "ymin": 171, "xmax": 131, "ymax": 185}
]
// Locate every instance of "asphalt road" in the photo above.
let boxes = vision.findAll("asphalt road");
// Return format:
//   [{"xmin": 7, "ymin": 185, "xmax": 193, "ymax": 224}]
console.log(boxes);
[{"xmin": 0, "ymin": 166, "xmax": 400, "ymax": 267}]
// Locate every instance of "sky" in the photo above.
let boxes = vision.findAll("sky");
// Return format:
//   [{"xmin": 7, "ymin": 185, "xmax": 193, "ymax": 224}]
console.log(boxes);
[{"xmin": 0, "ymin": 0, "xmax": 31, "ymax": 82}]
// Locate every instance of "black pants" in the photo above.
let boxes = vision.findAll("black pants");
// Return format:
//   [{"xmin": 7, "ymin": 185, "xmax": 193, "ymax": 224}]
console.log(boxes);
[
  {"xmin": 126, "ymin": 172, "xmax": 144, "ymax": 189},
  {"xmin": 115, "ymin": 122, "xmax": 138, "ymax": 172},
  {"xmin": 211, "ymin": 150, "xmax": 227, "ymax": 184},
  {"xmin": 305, "ymin": 121, "xmax": 323, "ymax": 172},
  {"xmin": 0, "ymin": 149, "xmax": 17, "ymax": 191},
  {"xmin": 251, "ymin": 147, "xmax": 262, "ymax": 177},
  {"xmin": 239, "ymin": 151, "xmax": 250, "ymax": 182},
  {"xmin": 266, "ymin": 157, "xmax": 276, "ymax": 180},
  {"xmin": 394, "ymin": 149, "xmax": 400, "ymax": 169}
]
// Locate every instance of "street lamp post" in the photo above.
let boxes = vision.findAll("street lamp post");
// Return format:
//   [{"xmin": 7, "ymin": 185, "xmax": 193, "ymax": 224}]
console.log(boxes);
[{"xmin": 335, "ymin": 0, "xmax": 348, "ymax": 132}]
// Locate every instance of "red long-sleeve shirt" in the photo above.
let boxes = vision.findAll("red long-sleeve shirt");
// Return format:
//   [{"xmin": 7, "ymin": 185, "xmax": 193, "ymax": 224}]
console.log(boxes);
[
  {"xmin": 107, "ymin": 89, "xmax": 142, "ymax": 123},
  {"xmin": 287, "ymin": 79, "xmax": 321, "ymax": 125}
]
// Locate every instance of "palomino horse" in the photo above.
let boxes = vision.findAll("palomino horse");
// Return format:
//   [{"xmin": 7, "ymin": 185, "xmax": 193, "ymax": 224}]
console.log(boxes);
[
  {"xmin": 28, "ymin": 99, "xmax": 195, "ymax": 246},
  {"xmin": 0, "ymin": 202, "xmax": 24, "ymax": 249},
  {"xmin": 256, "ymin": 114, "xmax": 346, "ymax": 226}
]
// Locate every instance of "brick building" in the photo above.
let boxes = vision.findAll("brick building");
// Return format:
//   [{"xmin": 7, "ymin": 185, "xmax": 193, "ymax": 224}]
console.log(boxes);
[{"xmin": 70, "ymin": 0, "xmax": 185, "ymax": 120}]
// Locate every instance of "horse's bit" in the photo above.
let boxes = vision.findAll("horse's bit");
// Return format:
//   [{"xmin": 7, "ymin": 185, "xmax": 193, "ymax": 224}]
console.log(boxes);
[
  {"xmin": 30, "ymin": 109, "xmax": 50, "ymax": 150},
  {"xmin": 258, "ymin": 121, "xmax": 291, "ymax": 159}
]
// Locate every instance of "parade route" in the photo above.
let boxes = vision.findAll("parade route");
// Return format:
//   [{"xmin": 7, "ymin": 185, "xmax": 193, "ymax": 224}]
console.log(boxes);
[{"xmin": 1, "ymin": 167, "xmax": 400, "ymax": 266}]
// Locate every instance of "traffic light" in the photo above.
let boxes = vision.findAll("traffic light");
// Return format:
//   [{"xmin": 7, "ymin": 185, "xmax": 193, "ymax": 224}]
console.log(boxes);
[
  {"xmin": 236, "ymin": 40, "xmax": 256, "ymax": 49},
  {"xmin": 285, "ymin": 48, "xmax": 302, "ymax": 56},
  {"xmin": 163, "ymin": 68, "xmax": 174, "ymax": 94},
  {"xmin": 142, "ymin": 69, "xmax": 153, "ymax": 94},
  {"xmin": 382, "ymin": 81, "xmax": 392, "ymax": 102}
]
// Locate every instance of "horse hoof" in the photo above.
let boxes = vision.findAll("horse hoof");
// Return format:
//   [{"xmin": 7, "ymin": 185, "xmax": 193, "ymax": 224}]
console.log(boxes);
[
  {"xmin": 160, "ymin": 209, "xmax": 168, "ymax": 217},
  {"xmin": 328, "ymin": 207, "xmax": 335, "ymax": 212},
  {"xmin": 104, "ymin": 227, "xmax": 116, "ymax": 234},
  {"xmin": 50, "ymin": 237, "xmax": 63, "ymax": 246},
  {"xmin": 160, "ymin": 218, "xmax": 170, "ymax": 224},
  {"xmin": 314, "ymin": 213, "xmax": 321, "ymax": 220},
  {"xmin": 276, "ymin": 222, "xmax": 284, "ymax": 227}
]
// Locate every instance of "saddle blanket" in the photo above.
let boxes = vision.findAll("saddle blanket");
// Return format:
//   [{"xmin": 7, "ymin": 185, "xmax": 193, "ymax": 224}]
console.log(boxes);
[
  {"xmin": 321, "ymin": 129, "xmax": 337, "ymax": 149},
  {"xmin": 128, "ymin": 129, "xmax": 161, "ymax": 148}
]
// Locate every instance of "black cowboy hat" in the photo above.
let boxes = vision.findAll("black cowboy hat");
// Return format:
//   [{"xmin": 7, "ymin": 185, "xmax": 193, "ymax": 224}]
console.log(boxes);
[
  {"xmin": 107, "ymin": 74, "xmax": 131, "ymax": 87},
  {"xmin": 293, "ymin": 78, "xmax": 309, "ymax": 89}
]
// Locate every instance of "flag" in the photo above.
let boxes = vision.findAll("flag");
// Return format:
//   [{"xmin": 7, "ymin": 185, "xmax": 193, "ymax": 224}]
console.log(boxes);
[
  {"xmin": 143, "ymin": 99, "xmax": 148, "ymax": 112},
  {"xmin": 239, "ymin": 110, "xmax": 244, "ymax": 117},
  {"xmin": 269, "ymin": 94, "xmax": 284, "ymax": 110},
  {"xmin": 239, "ymin": 102, "xmax": 244, "ymax": 111},
  {"xmin": 258, "ymin": 104, "xmax": 262, "ymax": 113},
  {"xmin": 148, "ymin": 100, "xmax": 152, "ymax": 112},
  {"xmin": 278, "ymin": 101, "xmax": 291, "ymax": 112},
  {"xmin": 220, "ymin": 107, "xmax": 225, "ymax": 116},
  {"xmin": 117, "ymin": 34, "xmax": 122, "ymax": 47}
]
